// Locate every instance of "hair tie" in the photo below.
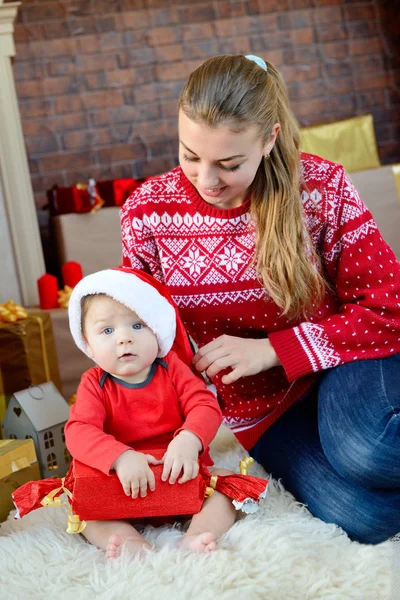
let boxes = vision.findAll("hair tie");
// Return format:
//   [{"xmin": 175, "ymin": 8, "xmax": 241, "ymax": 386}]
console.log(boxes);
[{"xmin": 245, "ymin": 55, "xmax": 267, "ymax": 72}]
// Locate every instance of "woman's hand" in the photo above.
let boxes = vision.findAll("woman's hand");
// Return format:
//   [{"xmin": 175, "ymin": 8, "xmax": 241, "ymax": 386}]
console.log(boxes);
[
  {"xmin": 161, "ymin": 430, "xmax": 202, "ymax": 484},
  {"xmin": 112, "ymin": 450, "xmax": 160, "ymax": 498},
  {"xmin": 193, "ymin": 335, "xmax": 281, "ymax": 384}
]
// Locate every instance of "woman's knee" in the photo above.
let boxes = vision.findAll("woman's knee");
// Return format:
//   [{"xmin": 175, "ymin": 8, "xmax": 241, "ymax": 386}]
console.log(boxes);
[{"xmin": 318, "ymin": 358, "xmax": 400, "ymax": 487}]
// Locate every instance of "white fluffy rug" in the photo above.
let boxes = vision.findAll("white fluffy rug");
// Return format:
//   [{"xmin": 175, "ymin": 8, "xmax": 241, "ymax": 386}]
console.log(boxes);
[{"xmin": 0, "ymin": 427, "xmax": 393, "ymax": 600}]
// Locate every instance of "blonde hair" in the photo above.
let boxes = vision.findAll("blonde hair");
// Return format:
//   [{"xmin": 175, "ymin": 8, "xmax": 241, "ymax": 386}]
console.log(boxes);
[
  {"xmin": 80, "ymin": 293, "xmax": 108, "ymax": 338},
  {"xmin": 179, "ymin": 55, "xmax": 325, "ymax": 320}
]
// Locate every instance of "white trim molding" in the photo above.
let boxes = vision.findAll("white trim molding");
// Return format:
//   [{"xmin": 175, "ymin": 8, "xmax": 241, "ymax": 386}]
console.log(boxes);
[{"xmin": 0, "ymin": 0, "xmax": 45, "ymax": 306}]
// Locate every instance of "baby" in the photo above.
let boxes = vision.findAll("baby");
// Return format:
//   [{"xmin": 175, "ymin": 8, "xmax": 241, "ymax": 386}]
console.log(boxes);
[{"xmin": 65, "ymin": 267, "xmax": 236, "ymax": 558}]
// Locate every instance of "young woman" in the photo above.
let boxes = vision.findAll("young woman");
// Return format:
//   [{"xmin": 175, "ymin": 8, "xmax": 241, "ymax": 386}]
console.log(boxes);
[{"xmin": 120, "ymin": 54, "xmax": 400, "ymax": 544}]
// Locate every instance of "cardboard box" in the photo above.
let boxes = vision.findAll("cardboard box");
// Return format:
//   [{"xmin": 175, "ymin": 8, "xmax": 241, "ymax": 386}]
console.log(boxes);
[
  {"xmin": 53, "ymin": 207, "xmax": 122, "ymax": 277},
  {"xmin": 0, "ymin": 439, "xmax": 41, "ymax": 522}
]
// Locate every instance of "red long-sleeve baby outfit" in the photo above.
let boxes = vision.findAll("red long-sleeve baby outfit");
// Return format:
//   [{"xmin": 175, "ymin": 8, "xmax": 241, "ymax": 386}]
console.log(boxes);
[
  {"xmin": 120, "ymin": 153, "xmax": 400, "ymax": 450},
  {"xmin": 65, "ymin": 352, "xmax": 223, "ymax": 474}
]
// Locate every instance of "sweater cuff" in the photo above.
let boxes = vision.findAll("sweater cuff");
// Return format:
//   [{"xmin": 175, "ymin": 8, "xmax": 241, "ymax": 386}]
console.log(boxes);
[{"xmin": 268, "ymin": 328, "xmax": 314, "ymax": 382}]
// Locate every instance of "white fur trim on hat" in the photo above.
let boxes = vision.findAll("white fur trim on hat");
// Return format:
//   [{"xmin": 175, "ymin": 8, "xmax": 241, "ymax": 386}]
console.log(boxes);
[{"xmin": 68, "ymin": 269, "xmax": 176, "ymax": 358}]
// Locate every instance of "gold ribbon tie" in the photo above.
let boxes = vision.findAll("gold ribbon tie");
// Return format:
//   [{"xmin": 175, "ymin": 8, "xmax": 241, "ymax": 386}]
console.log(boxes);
[{"xmin": 40, "ymin": 477, "xmax": 86, "ymax": 534}]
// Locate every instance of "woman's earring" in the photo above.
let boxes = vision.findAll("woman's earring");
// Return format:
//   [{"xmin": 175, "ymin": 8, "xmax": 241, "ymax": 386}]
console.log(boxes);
[{"xmin": 264, "ymin": 153, "xmax": 270, "ymax": 160}]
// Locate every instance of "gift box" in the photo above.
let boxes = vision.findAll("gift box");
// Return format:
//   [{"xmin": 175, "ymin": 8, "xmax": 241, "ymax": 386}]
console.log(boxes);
[
  {"xmin": 72, "ymin": 451, "xmax": 206, "ymax": 521},
  {"xmin": 96, "ymin": 178, "xmax": 144, "ymax": 208},
  {"xmin": 0, "ymin": 439, "xmax": 41, "ymax": 522},
  {"xmin": 350, "ymin": 164, "xmax": 400, "ymax": 260},
  {"xmin": 48, "ymin": 178, "xmax": 143, "ymax": 216},
  {"xmin": 300, "ymin": 114, "xmax": 381, "ymax": 173},
  {"xmin": 53, "ymin": 207, "xmax": 122, "ymax": 276},
  {"xmin": 0, "ymin": 309, "xmax": 62, "ymax": 406}
]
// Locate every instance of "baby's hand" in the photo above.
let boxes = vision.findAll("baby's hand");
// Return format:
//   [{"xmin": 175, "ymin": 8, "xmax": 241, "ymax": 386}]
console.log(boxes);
[
  {"xmin": 161, "ymin": 430, "xmax": 202, "ymax": 484},
  {"xmin": 112, "ymin": 450, "xmax": 159, "ymax": 498}
]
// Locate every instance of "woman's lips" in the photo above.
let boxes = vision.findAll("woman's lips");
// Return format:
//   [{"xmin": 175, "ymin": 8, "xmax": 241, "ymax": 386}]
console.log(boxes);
[{"xmin": 201, "ymin": 186, "xmax": 228, "ymax": 198}]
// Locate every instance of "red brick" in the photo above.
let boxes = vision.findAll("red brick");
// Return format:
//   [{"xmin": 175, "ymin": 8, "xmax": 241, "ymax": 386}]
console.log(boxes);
[
  {"xmin": 349, "ymin": 38, "xmax": 383, "ymax": 56},
  {"xmin": 96, "ymin": 16, "xmax": 117, "ymax": 33},
  {"xmin": 140, "ymin": 156, "xmax": 177, "ymax": 178},
  {"xmin": 23, "ymin": 113, "xmax": 88, "ymax": 137},
  {"xmin": 64, "ymin": 166, "xmax": 104, "ymax": 187},
  {"xmin": 282, "ymin": 47, "xmax": 318, "ymax": 65},
  {"xmin": 98, "ymin": 142, "xmax": 147, "ymax": 163},
  {"xmin": 41, "ymin": 21, "xmax": 70, "ymax": 39},
  {"xmin": 289, "ymin": 0, "xmax": 314, "ymax": 7},
  {"xmin": 47, "ymin": 58, "xmax": 77, "ymax": 77},
  {"xmin": 177, "ymin": 4, "xmax": 216, "ymax": 24},
  {"xmin": 44, "ymin": 76, "xmax": 81, "ymax": 97},
  {"xmin": 351, "ymin": 55, "xmax": 385, "ymax": 73},
  {"xmin": 120, "ymin": 0, "xmax": 146, "ymax": 9},
  {"xmin": 216, "ymin": 1, "xmax": 246, "ymax": 19},
  {"xmin": 116, "ymin": 48, "xmax": 154, "ymax": 68},
  {"xmin": 21, "ymin": 3, "xmax": 67, "ymax": 23},
  {"xmin": 15, "ymin": 79, "xmax": 45, "ymax": 99},
  {"xmin": 326, "ymin": 95, "xmax": 356, "ymax": 116},
  {"xmin": 134, "ymin": 81, "xmax": 183, "ymax": 104},
  {"xmin": 153, "ymin": 44, "xmax": 183, "ymax": 63},
  {"xmin": 62, "ymin": 131, "xmax": 96, "ymax": 151},
  {"xmin": 321, "ymin": 41, "xmax": 350, "ymax": 60},
  {"xmin": 278, "ymin": 10, "xmax": 314, "ymax": 29},
  {"xmin": 149, "ymin": 7, "xmax": 180, "ymax": 26},
  {"xmin": 346, "ymin": 20, "xmax": 378, "ymax": 38},
  {"xmin": 354, "ymin": 72, "xmax": 391, "ymax": 91},
  {"xmin": 344, "ymin": 5, "xmax": 376, "ymax": 21},
  {"xmin": 83, "ymin": 90, "xmax": 124, "ymax": 109},
  {"xmin": 16, "ymin": 38, "xmax": 77, "ymax": 59},
  {"xmin": 316, "ymin": 23, "xmax": 347, "ymax": 43},
  {"xmin": 78, "ymin": 54, "xmax": 118, "ymax": 73},
  {"xmin": 182, "ymin": 22, "xmax": 214, "ymax": 42},
  {"xmin": 357, "ymin": 90, "xmax": 386, "ymax": 109},
  {"xmin": 288, "ymin": 80, "xmax": 322, "ymax": 100},
  {"xmin": 54, "ymin": 95, "xmax": 86, "ymax": 114},
  {"xmin": 19, "ymin": 98, "xmax": 53, "ymax": 119},
  {"xmin": 324, "ymin": 77, "xmax": 355, "ymax": 95},
  {"xmin": 315, "ymin": 6, "xmax": 343, "ymax": 24},
  {"xmin": 31, "ymin": 173, "xmax": 67, "ymax": 195},
  {"xmin": 246, "ymin": 0, "xmax": 289, "ymax": 12},
  {"xmin": 155, "ymin": 62, "xmax": 191, "ymax": 82},
  {"xmin": 147, "ymin": 26, "xmax": 182, "ymax": 46},
  {"xmin": 184, "ymin": 40, "xmax": 219, "ymax": 60},
  {"xmin": 107, "ymin": 66, "xmax": 155, "ymax": 87},
  {"xmin": 67, "ymin": 16, "xmax": 98, "ymax": 36},
  {"xmin": 25, "ymin": 134, "xmax": 59, "ymax": 156},
  {"xmin": 218, "ymin": 37, "xmax": 251, "ymax": 56},
  {"xmin": 14, "ymin": 23, "xmax": 42, "ymax": 43},
  {"xmin": 77, "ymin": 32, "xmax": 125, "ymax": 54},
  {"xmin": 88, "ymin": 109, "xmax": 113, "ymax": 128},
  {"xmin": 13, "ymin": 61, "xmax": 47, "ymax": 80},
  {"xmin": 161, "ymin": 101, "xmax": 178, "ymax": 119},
  {"xmin": 281, "ymin": 63, "xmax": 321, "ymax": 83},
  {"xmin": 114, "ymin": 11, "xmax": 150, "ymax": 30},
  {"xmin": 292, "ymin": 28, "xmax": 315, "ymax": 45},
  {"xmin": 292, "ymin": 98, "xmax": 328, "ymax": 119},
  {"xmin": 40, "ymin": 150, "xmax": 97, "ymax": 172},
  {"xmin": 121, "ymin": 29, "xmax": 148, "ymax": 48}
]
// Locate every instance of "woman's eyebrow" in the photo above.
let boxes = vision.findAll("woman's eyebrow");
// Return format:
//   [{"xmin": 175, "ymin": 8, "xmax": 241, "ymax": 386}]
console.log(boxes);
[{"xmin": 179, "ymin": 140, "xmax": 246, "ymax": 161}]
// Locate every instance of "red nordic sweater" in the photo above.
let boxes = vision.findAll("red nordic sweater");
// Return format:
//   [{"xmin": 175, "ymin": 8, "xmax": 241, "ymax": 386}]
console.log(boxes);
[
  {"xmin": 120, "ymin": 154, "xmax": 400, "ymax": 450},
  {"xmin": 65, "ymin": 353, "xmax": 222, "ymax": 474}
]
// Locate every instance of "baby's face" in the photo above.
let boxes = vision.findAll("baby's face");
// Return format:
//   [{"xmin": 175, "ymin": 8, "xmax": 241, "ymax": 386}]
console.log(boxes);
[{"xmin": 83, "ymin": 296, "xmax": 159, "ymax": 384}]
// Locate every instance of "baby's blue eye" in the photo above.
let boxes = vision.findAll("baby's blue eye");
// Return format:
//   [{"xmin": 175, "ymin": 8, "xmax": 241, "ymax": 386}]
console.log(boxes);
[
  {"xmin": 103, "ymin": 327, "xmax": 113, "ymax": 335},
  {"xmin": 133, "ymin": 323, "xmax": 143, "ymax": 330}
]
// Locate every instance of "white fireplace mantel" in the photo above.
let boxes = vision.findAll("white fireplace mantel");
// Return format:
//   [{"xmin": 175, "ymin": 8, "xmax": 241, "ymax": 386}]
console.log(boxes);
[{"xmin": 0, "ymin": 0, "xmax": 45, "ymax": 306}]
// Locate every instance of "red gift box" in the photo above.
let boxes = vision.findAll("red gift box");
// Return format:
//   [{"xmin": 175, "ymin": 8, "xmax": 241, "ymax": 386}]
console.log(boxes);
[
  {"xmin": 71, "ymin": 456, "xmax": 206, "ymax": 521},
  {"xmin": 47, "ymin": 183, "xmax": 102, "ymax": 216},
  {"xmin": 96, "ymin": 178, "xmax": 144, "ymax": 208}
]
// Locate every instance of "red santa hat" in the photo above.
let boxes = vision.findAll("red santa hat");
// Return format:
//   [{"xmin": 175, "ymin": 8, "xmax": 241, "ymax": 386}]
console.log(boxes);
[{"xmin": 68, "ymin": 267, "xmax": 193, "ymax": 362}]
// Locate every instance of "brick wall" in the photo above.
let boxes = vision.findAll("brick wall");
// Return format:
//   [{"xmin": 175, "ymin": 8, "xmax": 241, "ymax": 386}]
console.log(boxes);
[{"xmin": 10, "ymin": 0, "xmax": 400, "ymax": 209}]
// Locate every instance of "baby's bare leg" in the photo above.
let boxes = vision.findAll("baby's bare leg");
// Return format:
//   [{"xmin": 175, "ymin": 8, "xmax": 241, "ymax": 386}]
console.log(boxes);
[
  {"xmin": 82, "ymin": 519, "xmax": 151, "ymax": 559},
  {"xmin": 180, "ymin": 468, "xmax": 236, "ymax": 553}
]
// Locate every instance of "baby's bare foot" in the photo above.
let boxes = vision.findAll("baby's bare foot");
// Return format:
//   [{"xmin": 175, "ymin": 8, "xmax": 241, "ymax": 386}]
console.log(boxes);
[
  {"xmin": 181, "ymin": 532, "xmax": 217, "ymax": 553},
  {"xmin": 106, "ymin": 533, "xmax": 151, "ymax": 559},
  {"xmin": 106, "ymin": 534, "xmax": 123, "ymax": 559}
]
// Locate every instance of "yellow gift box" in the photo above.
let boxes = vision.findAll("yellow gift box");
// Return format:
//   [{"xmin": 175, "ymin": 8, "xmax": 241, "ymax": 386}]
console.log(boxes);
[
  {"xmin": 0, "ymin": 439, "xmax": 41, "ymax": 522},
  {"xmin": 300, "ymin": 114, "xmax": 381, "ymax": 173}
]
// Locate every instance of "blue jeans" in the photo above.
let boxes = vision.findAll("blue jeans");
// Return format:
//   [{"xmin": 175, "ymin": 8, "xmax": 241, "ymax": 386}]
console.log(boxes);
[{"xmin": 250, "ymin": 355, "xmax": 400, "ymax": 544}]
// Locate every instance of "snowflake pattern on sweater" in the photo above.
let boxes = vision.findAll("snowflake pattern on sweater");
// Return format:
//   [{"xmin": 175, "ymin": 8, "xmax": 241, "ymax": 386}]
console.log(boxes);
[{"xmin": 120, "ymin": 154, "xmax": 400, "ymax": 449}]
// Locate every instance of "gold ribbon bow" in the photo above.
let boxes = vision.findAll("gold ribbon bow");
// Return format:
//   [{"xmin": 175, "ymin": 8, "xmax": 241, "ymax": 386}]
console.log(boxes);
[
  {"xmin": 0, "ymin": 300, "xmax": 28, "ymax": 323},
  {"xmin": 40, "ymin": 477, "xmax": 86, "ymax": 534},
  {"xmin": 57, "ymin": 285, "xmax": 73, "ymax": 309}
]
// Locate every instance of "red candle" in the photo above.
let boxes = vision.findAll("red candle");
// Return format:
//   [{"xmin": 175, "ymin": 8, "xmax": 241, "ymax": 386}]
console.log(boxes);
[
  {"xmin": 37, "ymin": 274, "xmax": 59, "ymax": 309},
  {"xmin": 62, "ymin": 261, "xmax": 83, "ymax": 288}
]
